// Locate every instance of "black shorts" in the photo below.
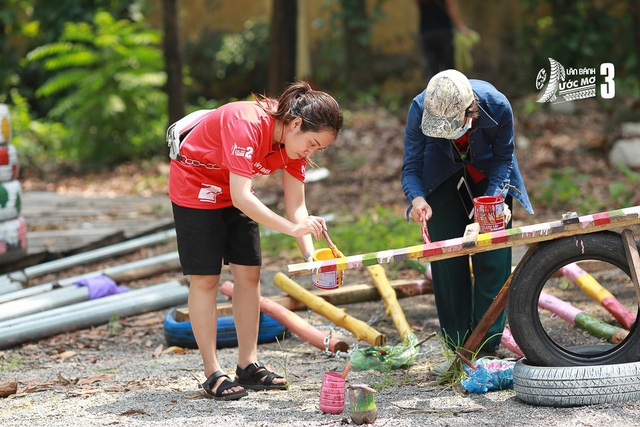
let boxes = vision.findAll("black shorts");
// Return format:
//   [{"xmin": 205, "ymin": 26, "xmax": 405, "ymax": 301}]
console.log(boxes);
[{"xmin": 172, "ymin": 203, "xmax": 261, "ymax": 275}]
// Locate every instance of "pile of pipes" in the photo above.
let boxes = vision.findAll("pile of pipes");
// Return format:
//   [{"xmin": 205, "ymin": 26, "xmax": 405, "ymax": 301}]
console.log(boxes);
[{"xmin": 0, "ymin": 229, "xmax": 187, "ymax": 350}]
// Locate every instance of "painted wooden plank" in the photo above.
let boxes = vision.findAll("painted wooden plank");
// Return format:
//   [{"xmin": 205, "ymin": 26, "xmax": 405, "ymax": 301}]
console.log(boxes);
[{"xmin": 287, "ymin": 206, "xmax": 640, "ymax": 277}]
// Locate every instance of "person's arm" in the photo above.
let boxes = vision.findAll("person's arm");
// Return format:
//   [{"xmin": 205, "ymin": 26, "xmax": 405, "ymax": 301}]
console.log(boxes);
[
  {"xmin": 229, "ymin": 172, "xmax": 325, "ymax": 240},
  {"xmin": 402, "ymin": 98, "xmax": 433, "ymax": 222},
  {"xmin": 445, "ymin": 0, "xmax": 470, "ymax": 34},
  {"xmin": 282, "ymin": 171, "xmax": 317, "ymax": 260}
]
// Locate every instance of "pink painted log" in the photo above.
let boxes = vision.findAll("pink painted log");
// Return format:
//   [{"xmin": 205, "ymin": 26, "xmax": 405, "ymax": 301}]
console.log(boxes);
[
  {"xmin": 219, "ymin": 281, "xmax": 349, "ymax": 353},
  {"xmin": 537, "ymin": 292, "xmax": 581, "ymax": 324},
  {"xmin": 560, "ymin": 262, "xmax": 636, "ymax": 330},
  {"xmin": 500, "ymin": 327, "xmax": 524, "ymax": 358}
]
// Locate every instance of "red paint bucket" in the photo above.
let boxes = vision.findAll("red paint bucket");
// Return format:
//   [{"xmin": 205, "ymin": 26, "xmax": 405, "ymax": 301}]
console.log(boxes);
[
  {"xmin": 319, "ymin": 371, "xmax": 345, "ymax": 414},
  {"xmin": 473, "ymin": 196, "xmax": 505, "ymax": 233}
]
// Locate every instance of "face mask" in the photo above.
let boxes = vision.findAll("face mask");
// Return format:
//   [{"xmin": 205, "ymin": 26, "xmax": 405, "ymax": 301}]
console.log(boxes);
[{"xmin": 448, "ymin": 118, "xmax": 472, "ymax": 140}]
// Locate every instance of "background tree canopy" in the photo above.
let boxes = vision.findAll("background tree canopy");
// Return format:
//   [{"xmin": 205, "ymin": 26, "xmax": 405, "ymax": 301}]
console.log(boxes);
[{"xmin": 0, "ymin": 0, "xmax": 638, "ymax": 170}]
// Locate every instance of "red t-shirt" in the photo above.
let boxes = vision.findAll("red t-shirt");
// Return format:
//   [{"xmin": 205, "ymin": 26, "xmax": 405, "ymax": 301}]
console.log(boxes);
[{"xmin": 169, "ymin": 101, "xmax": 306, "ymax": 209}]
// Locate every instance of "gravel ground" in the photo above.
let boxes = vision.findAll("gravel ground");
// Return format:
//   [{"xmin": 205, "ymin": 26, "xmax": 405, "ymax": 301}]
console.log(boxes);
[{"xmin": 3, "ymin": 270, "xmax": 640, "ymax": 427}]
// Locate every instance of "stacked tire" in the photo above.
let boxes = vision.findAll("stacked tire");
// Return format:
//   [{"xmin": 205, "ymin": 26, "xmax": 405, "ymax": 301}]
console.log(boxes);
[{"xmin": 0, "ymin": 104, "xmax": 27, "ymax": 265}]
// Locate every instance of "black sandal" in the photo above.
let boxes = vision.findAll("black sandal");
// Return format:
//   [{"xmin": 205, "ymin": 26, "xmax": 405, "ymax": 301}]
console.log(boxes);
[
  {"xmin": 236, "ymin": 362, "xmax": 288, "ymax": 391},
  {"xmin": 201, "ymin": 370, "xmax": 248, "ymax": 401}
]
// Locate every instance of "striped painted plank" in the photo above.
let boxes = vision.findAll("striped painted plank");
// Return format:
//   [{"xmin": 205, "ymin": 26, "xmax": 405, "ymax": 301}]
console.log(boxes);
[{"xmin": 287, "ymin": 206, "xmax": 640, "ymax": 277}]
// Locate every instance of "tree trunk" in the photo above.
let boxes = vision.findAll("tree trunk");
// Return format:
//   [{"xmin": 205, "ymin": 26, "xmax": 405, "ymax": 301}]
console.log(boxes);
[
  {"xmin": 268, "ymin": 0, "xmax": 297, "ymax": 96},
  {"xmin": 162, "ymin": 0, "xmax": 185, "ymax": 124}
]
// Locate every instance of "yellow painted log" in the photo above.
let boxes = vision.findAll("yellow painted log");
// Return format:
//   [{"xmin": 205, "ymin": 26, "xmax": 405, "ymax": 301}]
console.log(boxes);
[
  {"xmin": 366, "ymin": 265, "xmax": 413, "ymax": 340},
  {"xmin": 273, "ymin": 272, "xmax": 385, "ymax": 346}
]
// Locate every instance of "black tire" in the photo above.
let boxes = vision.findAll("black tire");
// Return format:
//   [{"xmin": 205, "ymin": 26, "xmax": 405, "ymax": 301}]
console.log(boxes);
[
  {"xmin": 514, "ymin": 358, "xmax": 640, "ymax": 407},
  {"xmin": 163, "ymin": 307, "xmax": 288, "ymax": 349},
  {"xmin": 508, "ymin": 231, "xmax": 640, "ymax": 366}
]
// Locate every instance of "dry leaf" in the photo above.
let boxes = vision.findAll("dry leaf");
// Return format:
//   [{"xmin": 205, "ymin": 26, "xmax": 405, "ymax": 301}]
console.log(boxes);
[
  {"xmin": 52, "ymin": 350, "xmax": 77, "ymax": 361},
  {"xmin": 76, "ymin": 374, "xmax": 115, "ymax": 386},
  {"xmin": 153, "ymin": 344, "xmax": 164, "ymax": 356},
  {"xmin": 162, "ymin": 346, "xmax": 188, "ymax": 354},
  {"xmin": 119, "ymin": 409, "xmax": 147, "ymax": 416},
  {"xmin": 0, "ymin": 380, "xmax": 17, "ymax": 398}
]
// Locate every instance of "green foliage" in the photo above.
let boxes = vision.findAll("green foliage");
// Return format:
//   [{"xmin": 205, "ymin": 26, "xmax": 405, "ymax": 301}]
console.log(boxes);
[
  {"xmin": 8, "ymin": 89, "xmax": 70, "ymax": 171},
  {"xmin": 531, "ymin": 167, "xmax": 601, "ymax": 213},
  {"xmin": 0, "ymin": 354, "xmax": 22, "ymax": 371},
  {"xmin": 185, "ymin": 19, "xmax": 270, "ymax": 102},
  {"xmin": 516, "ymin": 0, "xmax": 638, "ymax": 98},
  {"xmin": 26, "ymin": 11, "xmax": 167, "ymax": 167},
  {"xmin": 313, "ymin": 0, "xmax": 386, "ymax": 94}
]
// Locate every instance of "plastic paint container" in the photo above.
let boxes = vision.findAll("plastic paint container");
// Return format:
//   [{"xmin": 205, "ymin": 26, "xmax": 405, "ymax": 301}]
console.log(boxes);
[
  {"xmin": 473, "ymin": 196, "xmax": 505, "ymax": 233},
  {"xmin": 319, "ymin": 371, "xmax": 345, "ymax": 414},
  {"xmin": 311, "ymin": 248, "xmax": 344, "ymax": 290}
]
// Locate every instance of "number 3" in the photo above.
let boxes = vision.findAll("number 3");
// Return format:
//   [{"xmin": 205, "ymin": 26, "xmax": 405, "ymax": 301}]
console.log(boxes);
[{"xmin": 600, "ymin": 63, "xmax": 615, "ymax": 99}]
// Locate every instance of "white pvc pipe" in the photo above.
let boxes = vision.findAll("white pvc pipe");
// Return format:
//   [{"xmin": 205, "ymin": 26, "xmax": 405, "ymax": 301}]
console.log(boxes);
[
  {"xmin": 0, "ymin": 251, "xmax": 180, "ymax": 304},
  {"xmin": 0, "ymin": 280, "xmax": 188, "ymax": 349},
  {"xmin": 0, "ymin": 228, "xmax": 176, "ymax": 294}
]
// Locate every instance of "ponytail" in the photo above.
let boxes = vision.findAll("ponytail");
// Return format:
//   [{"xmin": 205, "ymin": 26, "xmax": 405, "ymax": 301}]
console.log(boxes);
[{"xmin": 253, "ymin": 81, "xmax": 343, "ymax": 136}]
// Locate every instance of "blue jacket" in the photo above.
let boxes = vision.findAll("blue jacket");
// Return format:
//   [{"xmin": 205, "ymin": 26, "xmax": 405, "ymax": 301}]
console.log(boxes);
[{"xmin": 401, "ymin": 79, "xmax": 534, "ymax": 215}]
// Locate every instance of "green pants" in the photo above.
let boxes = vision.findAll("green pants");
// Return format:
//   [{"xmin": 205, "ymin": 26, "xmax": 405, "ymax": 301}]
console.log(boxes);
[{"xmin": 425, "ymin": 169, "xmax": 513, "ymax": 351}]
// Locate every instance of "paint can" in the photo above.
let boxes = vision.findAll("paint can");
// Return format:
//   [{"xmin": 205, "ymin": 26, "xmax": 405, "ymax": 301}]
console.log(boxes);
[
  {"xmin": 319, "ymin": 371, "xmax": 345, "ymax": 414},
  {"xmin": 473, "ymin": 195, "xmax": 505, "ymax": 233},
  {"xmin": 311, "ymin": 248, "xmax": 344, "ymax": 290},
  {"xmin": 348, "ymin": 383, "xmax": 377, "ymax": 425}
]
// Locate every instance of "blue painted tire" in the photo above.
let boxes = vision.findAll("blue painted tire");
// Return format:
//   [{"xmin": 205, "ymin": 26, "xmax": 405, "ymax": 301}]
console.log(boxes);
[{"xmin": 163, "ymin": 307, "xmax": 288, "ymax": 349}]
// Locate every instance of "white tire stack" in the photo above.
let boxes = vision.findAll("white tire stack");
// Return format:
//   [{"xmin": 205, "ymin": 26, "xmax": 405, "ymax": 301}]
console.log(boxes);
[{"xmin": 0, "ymin": 104, "xmax": 27, "ymax": 264}]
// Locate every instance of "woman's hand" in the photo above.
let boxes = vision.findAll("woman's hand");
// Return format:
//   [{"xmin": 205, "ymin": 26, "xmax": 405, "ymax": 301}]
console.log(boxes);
[
  {"xmin": 291, "ymin": 215, "xmax": 326, "ymax": 240},
  {"xmin": 503, "ymin": 203, "xmax": 512, "ymax": 225},
  {"xmin": 409, "ymin": 197, "xmax": 433, "ymax": 223}
]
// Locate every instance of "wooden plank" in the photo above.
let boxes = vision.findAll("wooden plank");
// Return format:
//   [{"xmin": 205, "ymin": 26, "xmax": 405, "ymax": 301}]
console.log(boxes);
[
  {"xmin": 287, "ymin": 206, "xmax": 640, "ymax": 277},
  {"xmin": 621, "ymin": 228, "xmax": 640, "ymax": 303},
  {"xmin": 174, "ymin": 278, "xmax": 433, "ymax": 321}
]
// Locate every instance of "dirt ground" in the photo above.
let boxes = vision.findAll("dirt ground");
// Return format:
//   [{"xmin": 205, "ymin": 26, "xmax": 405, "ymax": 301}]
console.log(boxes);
[{"xmin": 3, "ymin": 99, "xmax": 640, "ymax": 425}]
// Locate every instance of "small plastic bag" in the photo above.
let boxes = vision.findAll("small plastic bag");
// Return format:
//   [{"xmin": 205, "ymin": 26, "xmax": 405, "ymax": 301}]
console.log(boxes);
[
  {"xmin": 349, "ymin": 334, "xmax": 420, "ymax": 371},
  {"xmin": 460, "ymin": 358, "xmax": 515, "ymax": 394}
]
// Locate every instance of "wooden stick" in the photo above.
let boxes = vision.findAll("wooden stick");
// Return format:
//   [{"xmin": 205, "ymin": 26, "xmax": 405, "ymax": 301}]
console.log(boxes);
[
  {"xmin": 621, "ymin": 228, "xmax": 640, "ymax": 304},
  {"xmin": 288, "ymin": 206, "xmax": 640, "ymax": 277},
  {"xmin": 219, "ymin": 281, "xmax": 349, "ymax": 353},
  {"xmin": 273, "ymin": 272, "xmax": 386, "ymax": 346},
  {"xmin": 366, "ymin": 264, "xmax": 413, "ymax": 340},
  {"xmin": 175, "ymin": 278, "xmax": 434, "ymax": 321}
]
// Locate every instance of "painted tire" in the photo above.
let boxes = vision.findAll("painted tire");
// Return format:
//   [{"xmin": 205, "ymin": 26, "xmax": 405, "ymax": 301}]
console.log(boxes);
[
  {"xmin": 0, "ymin": 216, "xmax": 27, "ymax": 263},
  {"xmin": 508, "ymin": 231, "xmax": 640, "ymax": 366},
  {"xmin": 514, "ymin": 357, "xmax": 640, "ymax": 407},
  {"xmin": 0, "ymin": 180, "xmax": 22, "ymax": 221},
  {"xmin": 0, "ymin": 144, "xmax": 19, "ymax": 182},
  {"xmin": 163, "ymin": 307, "xmax": 288, "ymax": 349}
]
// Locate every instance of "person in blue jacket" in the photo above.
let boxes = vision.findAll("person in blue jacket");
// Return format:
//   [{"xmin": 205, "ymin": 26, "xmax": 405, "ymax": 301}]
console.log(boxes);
[{"xmin": 401, "ymin": 69, "xmax": 534, "ymax": 358}]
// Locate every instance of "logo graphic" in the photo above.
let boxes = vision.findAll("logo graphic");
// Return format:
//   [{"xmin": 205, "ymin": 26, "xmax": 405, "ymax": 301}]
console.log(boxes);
[
  {"xmin": 231, "ymin": 143, "xmax": 254, "ymax": 160},
  {"xmin": 535, "ymin": 58, "xmax": 615, "ymax": 103},
  {"xmin": 198, "ymin": 183, "xmax": 223, "ymax": 204}
]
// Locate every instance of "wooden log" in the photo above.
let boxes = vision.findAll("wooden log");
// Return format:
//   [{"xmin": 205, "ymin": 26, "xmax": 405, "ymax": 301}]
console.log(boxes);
[
  {"xmin": 218, "ymin": 281, "xmax": 349, "ymax": 353},
  {"xmin": 287, "ymin": 206, "xmax": 640, "ymax": 277},
  {"xmin": 273, "ymin": 272, "xmax": 386, "ymax": 346},
  {"xmin": 366, "ymin": 265, "xmax": 413, "ymax": 340},
  {"xmin": 621, "ymin": 228, "xmax": 640, "ymax": 303},
  {"xmin": 175, "ymin": 278, "xmax": 433, "ymax": 322}
]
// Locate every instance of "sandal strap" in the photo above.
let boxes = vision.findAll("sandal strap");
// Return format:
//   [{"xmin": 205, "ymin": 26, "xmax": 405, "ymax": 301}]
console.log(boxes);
[
  {"xmin": 237, "ymin": 362, "xmax": 283, "ymax": 386},
  {"xmin": 202, "ymin": 370, "xmax": 231, "ymax": 395}
]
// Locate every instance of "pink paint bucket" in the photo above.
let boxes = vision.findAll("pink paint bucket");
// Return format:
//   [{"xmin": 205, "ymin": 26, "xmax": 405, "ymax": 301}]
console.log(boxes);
[
  {"xmin": 319, "ymin": 371, "xmax": 345, "ymax": 414},
  {"xmin": 311, "ymin": 248, "xmax": 344, "ymax": 291},
  {"xmin": 473, "ymin": 196, "xmax": 505, "ymax": 233}
]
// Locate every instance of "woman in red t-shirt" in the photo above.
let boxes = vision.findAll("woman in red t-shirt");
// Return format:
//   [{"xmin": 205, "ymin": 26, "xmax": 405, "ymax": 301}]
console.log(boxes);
[{"xmin": 168, "ymin": 82, "xmax": 343, "ymax": 400}]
